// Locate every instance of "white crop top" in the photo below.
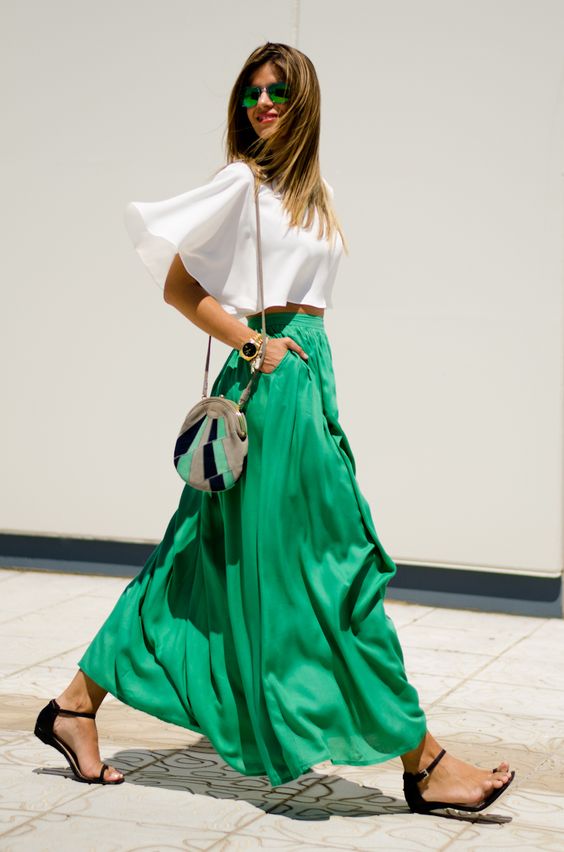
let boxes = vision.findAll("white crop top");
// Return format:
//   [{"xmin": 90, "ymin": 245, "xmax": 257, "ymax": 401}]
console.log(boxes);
[{"xmin": 124, "ymin": 161, "xmax": 343, "ymax": 318}]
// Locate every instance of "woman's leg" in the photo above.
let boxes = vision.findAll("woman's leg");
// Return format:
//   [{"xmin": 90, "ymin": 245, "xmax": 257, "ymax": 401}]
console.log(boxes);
[
  {"xmin": 401, "ymin": 730, "xmax": 511, "ymax": 806},
  {"xmin": 53, "ymin": 669, "xmax": 123, "ymax": 782}
]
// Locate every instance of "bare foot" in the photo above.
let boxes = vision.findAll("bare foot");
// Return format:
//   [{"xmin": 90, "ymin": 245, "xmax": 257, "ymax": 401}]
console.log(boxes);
[
  {"xmin": 53, "ymin": 709, "xmax": 123, "ymax": 783},
  {"xmin": 417, "ymin": 751, "xmax": 512, "ymax": 807},
  {"xmin": 402, "ymin": 732, "xmax": 512, "ymax": 808},
  {"xmin": 50, "ymin": 671, "xmax": 123, "ymax": 783}
]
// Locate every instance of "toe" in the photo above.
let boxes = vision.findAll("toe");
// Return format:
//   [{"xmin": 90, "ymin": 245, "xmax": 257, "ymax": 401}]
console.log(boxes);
[
  {"xmin": 103, "ymin": 764, "xmax": 124, "ymax": 782},
  {"xmin": 493, "ymin": 770, "xmax": 511, "ymax": 785}
]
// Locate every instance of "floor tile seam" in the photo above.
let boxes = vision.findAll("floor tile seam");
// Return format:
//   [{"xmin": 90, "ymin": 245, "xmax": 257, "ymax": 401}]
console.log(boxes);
[
  {"xmin": 0, "ymin": 811, "xmax": 43, "ymax": 841},
  {"xmin": 500, "ymin": 749, "xmax": 559, "ymax": 782},
  {"xmin": 0, "ymin": 795, "xmax": 491, "ymax": 847},
  {"xmin": 0, "ymin": 618, "xmax": 103, "ymax": 638},
  {"xmin": 0, "ymin": 734, "xmax": 32, "ymax": 749},
  {"xmin": 392, "ymin": 606, "xmax": 438, "ymax": 629},
  {"xmin": 0, "ymin": 744, "xmax": 188, "ymax": 771},
  {"xmin": 258, "ymin": 772, "xmax": 338, "ymax": 814},
  {"xmin": 470, "ymin": 673, "xmax": 564, "ymax": 693},
  {"xmin": 399, "ymin": 639, "xmax": 507, "ymax": 658},
  {"xmin": 192, "ymin": 772, "xmax": 347, "ymax": 841},
  {"xmin": 204, "ymin": 813, "xmax": 461, "ymax": 852},
  {"xmin": 441, "ymin": 824, "xmax": 479, "ymax": 847},
  {"xmin": 448, "ymin": 819, "xmax": 564, "ymax": 837},
  {"xmin": 0, "ymin": 666, "xmax": 82, "ymax": 687},
  {"xmin": 421, "ymin": 649, "xmax": 562, "ymax": 712},
  {"xmin": 42, "ymin": 791, "xmax": 392, "ymax": 845},
  {"xmin": 1, "ymin": 740, "xmax": 193, "ymax": 779},
  {"xmin": 399, "ymin": 618, "xmax": 549, "ymax": 645},
  {"xmin": 427, "ymin": 636, "xmax": 564, "ymax": 695},
  {"xmin": 204, "ymin": 823, "xmax": 372, "ymax": 852},
  {"xmin": 398, "ymin": 617, "xmax": 544, "ymax": 636},
  {"xmin": 0, "ymin": 783, "xmax": 96, "ymax": 841},
  {"xmin": 0, "ymin": 809, "xmax": 227, "ymax": 843},
  {"xmin": 0, "ymin": 806, "xmax": 44, "ymax": 816},
  {"xmin": 118, "ymin": 746, "xmax": 200, "ymax": 779},
  {"xmin": 257, "ymin": 772, "xmax": 410, "ymax": 818},
  {"xmin": 203, "ymin": 813, "xmax": 275, "ymax": 851},
  {"xmin": 406, "ymin": 648, "xmax": 498, "ymax": 678},
  {"xmin": 425, "ymin": 670, "xmax": 480, "ymax": 709},
  {"xmin": 41, "ymin": 805, "xmax": 262, "ymax": 834},
  {"xmin": 407, "ymin": 646, "xmax": 497, "ymax": 662},
  {"xmin": 434, "ymin": 820, "xmax": 475, "ymax": 850},
  {"xmin": 436, "ymin": 695, "xmax": 563, "ymax": 718},
  {"xmin": 501, "ymin": 617, "xmax": 558, "ymax": 650},
  {"xmin": 0, "ymin": 643, "xmax": 88, "ymax": 680},
  {"xmin": 0, "ymin": 574, "xmax": 44, "ymax": 590},
  {"xmin": 0, "ymin": 587, "xmax": 105, "ymax": 627},
  {"xmin": 0, "ymin": 661, "xmax": 81, "ymax": 679},
  {"xmin": 510, "ymin": 777, "xmax": 564, "ymax": 795},
  {"xmin": 522, "ymin": 615, "xmax": 555, "ymax": 635}
]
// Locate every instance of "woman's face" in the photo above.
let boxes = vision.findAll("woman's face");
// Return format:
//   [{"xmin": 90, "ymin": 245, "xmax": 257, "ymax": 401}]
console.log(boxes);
[{"xmin": 245, "ymin": 61, "xmax": 289, "ymax": 140}]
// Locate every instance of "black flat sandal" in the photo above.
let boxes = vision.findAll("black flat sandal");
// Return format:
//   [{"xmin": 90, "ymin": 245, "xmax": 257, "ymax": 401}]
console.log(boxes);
[
  {"xmin": 34, "ymin": 698, "xmax": 124, "ymax": 785},
  {"xmin": 403, "ymin": 748, "xmax": 515, "ymax": 815}
]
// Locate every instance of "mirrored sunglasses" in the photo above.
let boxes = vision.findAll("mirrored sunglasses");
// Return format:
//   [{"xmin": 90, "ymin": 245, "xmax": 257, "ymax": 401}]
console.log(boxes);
[{"xmin": 241, "ymin": 82, "xmax": 290, "ymax": 108}]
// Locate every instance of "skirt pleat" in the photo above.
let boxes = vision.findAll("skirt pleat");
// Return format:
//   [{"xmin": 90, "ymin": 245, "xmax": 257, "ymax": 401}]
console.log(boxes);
[{"xmin": 78, "ymin": 312, "xmax": 426, "ymax": 785}]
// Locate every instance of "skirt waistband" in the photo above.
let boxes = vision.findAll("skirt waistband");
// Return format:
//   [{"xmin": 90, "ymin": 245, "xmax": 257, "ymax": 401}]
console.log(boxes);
[{"xmin": 247, "ymin": 311, "xmax": 325, "ymax": 333}]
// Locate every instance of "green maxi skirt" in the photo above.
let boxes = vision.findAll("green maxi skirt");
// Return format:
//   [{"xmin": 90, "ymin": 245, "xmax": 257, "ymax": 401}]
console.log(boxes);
[{"xmin": 78, "ymin": 312, "xmax": 426, "ymax": 785}]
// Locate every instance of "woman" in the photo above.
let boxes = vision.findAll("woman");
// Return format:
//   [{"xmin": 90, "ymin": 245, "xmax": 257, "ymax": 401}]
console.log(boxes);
[{"xmin": 35, "ymin": 42, "xmax": 514, "ymax": 815}]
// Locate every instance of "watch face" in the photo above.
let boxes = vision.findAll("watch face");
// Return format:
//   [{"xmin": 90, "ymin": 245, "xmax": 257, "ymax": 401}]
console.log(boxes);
[{"xmin": 242, "ymin": 341, "xmax": 258, "ymax": 357}]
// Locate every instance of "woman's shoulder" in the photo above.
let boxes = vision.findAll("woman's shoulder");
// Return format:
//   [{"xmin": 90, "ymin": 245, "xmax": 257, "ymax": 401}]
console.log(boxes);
[
  {"xmin": 211, "ymin": 159, "xmax": 255, "ymax": 188},
  {"xmin": 216, "ymin": 163, "xmax": 333, "ymax": 203}
]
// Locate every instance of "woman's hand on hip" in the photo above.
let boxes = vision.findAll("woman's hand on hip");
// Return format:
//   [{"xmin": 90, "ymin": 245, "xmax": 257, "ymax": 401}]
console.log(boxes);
[{"xmin": 258, "ymin": 337, "xmax": 308, "ymax": 373}]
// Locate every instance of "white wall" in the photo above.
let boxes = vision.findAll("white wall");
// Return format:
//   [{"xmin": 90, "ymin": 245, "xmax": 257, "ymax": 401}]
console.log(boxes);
[{"xmin": 2, "ymin": 1, "xmax": 563, "ymax": 578}]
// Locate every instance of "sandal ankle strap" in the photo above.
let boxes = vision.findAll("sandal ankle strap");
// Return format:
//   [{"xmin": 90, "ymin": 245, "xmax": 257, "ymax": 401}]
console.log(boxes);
[
  {"xmin": 409, "ymin": 748, "xmax": 447, "ymax": 782},
  {"xmin": 51, "ymin": 698, "xmax": 96, "ymax": 720}
]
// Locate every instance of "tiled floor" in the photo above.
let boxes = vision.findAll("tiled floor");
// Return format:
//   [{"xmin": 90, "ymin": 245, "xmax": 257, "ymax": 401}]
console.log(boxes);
[{"xmin": 0, "ymin": 566, "xmax": 563, "ymax": 850}]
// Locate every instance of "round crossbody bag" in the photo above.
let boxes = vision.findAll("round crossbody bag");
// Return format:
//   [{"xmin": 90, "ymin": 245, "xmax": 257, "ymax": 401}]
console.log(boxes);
[{"xmin": 173, "ymin": 181, "xmax": 267, "ymax": 492}]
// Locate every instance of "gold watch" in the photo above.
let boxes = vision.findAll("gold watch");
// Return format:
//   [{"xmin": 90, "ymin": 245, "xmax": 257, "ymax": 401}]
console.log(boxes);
[{"xmin": 239, "ymin": 333, "xmax": 264, "ymax": 361}]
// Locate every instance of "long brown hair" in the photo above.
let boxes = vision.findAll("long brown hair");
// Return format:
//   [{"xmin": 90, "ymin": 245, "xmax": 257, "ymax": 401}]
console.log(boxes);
[{"xmin": 226, "ymin": 42, "xmax": 346, "ymax": 247}]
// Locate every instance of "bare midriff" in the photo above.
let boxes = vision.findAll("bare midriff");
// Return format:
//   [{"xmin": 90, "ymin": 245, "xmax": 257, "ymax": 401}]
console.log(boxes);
[{"xmin": 246, "ymin": 301, "xmax": 324, "ymax": 319}]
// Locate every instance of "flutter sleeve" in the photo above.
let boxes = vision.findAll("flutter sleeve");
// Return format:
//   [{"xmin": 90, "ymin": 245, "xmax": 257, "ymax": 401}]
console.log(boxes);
[{"xmin": 124, "ymin": 161, "xmax": 256, "ymax": 316}]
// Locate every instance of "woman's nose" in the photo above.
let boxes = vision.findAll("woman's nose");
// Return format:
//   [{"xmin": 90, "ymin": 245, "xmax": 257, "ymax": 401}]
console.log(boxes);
[{"xmin": 257, "ymin": 90, "xmax": 274, "ymax": 107}]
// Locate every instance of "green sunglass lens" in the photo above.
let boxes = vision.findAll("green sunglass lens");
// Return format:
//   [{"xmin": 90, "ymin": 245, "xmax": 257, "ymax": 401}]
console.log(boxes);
[
  {"xmin": 270, "ymin": 83, "xmax": 290, "ymax": 102},
  {"xmin": 241, "ymin": 87, "xmax": 259, "ymax": 107}
]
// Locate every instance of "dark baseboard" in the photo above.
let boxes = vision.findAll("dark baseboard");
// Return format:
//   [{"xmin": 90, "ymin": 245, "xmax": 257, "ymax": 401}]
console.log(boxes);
[
  {"xmin": 0, "ymin": 533, "xmax": 154, "ymax": 578},
  {"xmin": 388, "ymin": 563, "xmax": 562, "ymax": 618},
  {"xmin": 0, "ymin": 532, "xmax": 561, "ymax": 617}
]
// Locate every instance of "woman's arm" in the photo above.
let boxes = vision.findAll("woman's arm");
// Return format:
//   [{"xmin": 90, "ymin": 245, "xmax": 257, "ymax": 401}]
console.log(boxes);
[
  {"xmin": 163, "ymin": 254, "xmax": 252, "ymax": 350},
  {"xmin": 163, "ymin": 254, "xmax": 308, "ymax": 371}
]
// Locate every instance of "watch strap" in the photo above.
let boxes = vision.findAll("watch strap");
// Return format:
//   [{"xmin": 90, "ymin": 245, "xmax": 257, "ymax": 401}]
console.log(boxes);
[{"xmin": 240, "ymin": 333, "xmax": 263, "ymax": 360}]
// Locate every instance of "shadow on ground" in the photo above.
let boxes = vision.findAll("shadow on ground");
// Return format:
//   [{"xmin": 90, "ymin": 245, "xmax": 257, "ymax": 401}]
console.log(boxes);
[{"xmin": 34, "ymin": 737, "xmax": 512, "ymax": 825}]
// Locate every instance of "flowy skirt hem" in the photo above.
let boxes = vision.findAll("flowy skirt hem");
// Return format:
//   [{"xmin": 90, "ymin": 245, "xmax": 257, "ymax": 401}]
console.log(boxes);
[
  {"xmin": 79, "ymin": 656, "xmax": 426, "ymax": 787},
  {"xmin": 78, "ymin": 312, "xmax": 427, "ymax": 789}
]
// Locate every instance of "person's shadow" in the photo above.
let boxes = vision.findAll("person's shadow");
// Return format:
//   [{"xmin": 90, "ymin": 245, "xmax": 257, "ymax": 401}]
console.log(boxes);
[{"xmin": 35, "ymin": 737, "xmax": 512, "ymax": 825}]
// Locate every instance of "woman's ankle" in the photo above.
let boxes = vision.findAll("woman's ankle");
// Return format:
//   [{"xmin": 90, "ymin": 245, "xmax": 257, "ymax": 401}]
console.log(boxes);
[
  {"xmin": 55, "ymin": 669, "xmax": 108, "ymax": 715},
  {"xmin": 54, "ymin": 691, "xmax": 97, "ymax": 714},
  {"xmin": 401, "ymin": 731, "xmax": 442, "ymax": 773}
]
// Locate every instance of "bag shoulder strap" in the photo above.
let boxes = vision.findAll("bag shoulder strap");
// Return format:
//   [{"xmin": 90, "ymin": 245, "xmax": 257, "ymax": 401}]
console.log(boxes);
[{"xmin": 201, "ymin": 177, "xmax": 266, "ymax": 408}]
